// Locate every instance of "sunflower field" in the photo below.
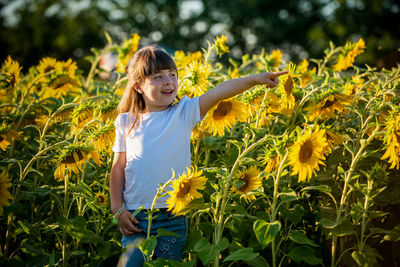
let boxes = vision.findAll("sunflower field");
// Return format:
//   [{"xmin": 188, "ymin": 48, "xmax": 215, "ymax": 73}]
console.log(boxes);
[{"xmin": 1, "ymin": 33, "xmax": 400, "ymax": 267}]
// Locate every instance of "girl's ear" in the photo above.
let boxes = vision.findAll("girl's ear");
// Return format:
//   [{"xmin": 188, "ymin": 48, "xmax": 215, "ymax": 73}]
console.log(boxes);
[{"xmin": 133, "ymin": 83, "xmax": 143, "ymax": 94}]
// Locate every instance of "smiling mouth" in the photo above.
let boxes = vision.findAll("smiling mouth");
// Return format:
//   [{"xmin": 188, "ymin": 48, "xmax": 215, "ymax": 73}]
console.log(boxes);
[{"xmin": 161, "ymin": 89, "xmax": 174, "ymax": 95}]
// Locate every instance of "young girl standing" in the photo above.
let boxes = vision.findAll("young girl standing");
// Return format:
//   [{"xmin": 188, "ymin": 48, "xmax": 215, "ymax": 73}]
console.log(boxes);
[{"xmin": 110, "ymin": 45, "xmax": 287, "ymax": 266}]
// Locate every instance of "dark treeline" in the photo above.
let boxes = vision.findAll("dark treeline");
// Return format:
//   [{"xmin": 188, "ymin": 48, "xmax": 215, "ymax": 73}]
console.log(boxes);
[{"xmin": 1, "ymin": 0, "xmax": 399, "ymax": 72}]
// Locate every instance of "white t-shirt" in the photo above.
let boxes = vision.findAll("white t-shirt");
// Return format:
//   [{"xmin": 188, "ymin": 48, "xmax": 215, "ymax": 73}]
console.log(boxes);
[{"xmin": 112, "ymin": 96, "xmax": 202, "ymax": 209}]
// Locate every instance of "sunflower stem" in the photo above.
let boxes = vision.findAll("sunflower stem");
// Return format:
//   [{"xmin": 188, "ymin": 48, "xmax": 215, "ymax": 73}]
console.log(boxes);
[
  {"xmin": 254, "ymin": 87, "xmax": 270, "ymax": 131},
  {"xmin": 39, "ymin": 103, "xmax": 78, "ymax": 148},
  {"xmin": 270, "ymin": 151, "xmax": 288, "ymax": 267},
  {"xmin": 144, "ymin": 176, "xmax": 174, "ymax": 260},
  {"xmin": 85, "ymin": 45, "xmax": 111, "ymax": 90},
  {"xmin": 332, "ymin": 127, "xmax": 377, "ymax": 267},
  {"xmin": 213, "ymin": 134, "xmax": 269, "ymax": 266},
  {"xmin": 193, "ymin": 133, "xmax": 201, "ymax": 166},
  {"xmin": 288, "ymin": 86, "xmax": 319, "ymax": 131},
  {"xmin": 3, "ymin": 138, "xmax": 71, "ymax": 257},
  {"xmin": 62, "ymin": 173, "xmax": 70, "ymax": 267},
  {"xmin": 317, "ymin": 47, "xmax": 341, "ymax": 76}
]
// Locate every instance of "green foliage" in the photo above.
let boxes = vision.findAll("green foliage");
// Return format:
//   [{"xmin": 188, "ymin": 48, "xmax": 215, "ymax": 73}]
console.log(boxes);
[{"xmin": 1, "ymin": 33, "xmax": 400, "ymax": 267}]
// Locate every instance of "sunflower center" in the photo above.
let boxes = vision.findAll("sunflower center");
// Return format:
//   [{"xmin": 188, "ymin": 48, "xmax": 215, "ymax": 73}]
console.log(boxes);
[
  {"xmin": 43, "ymin": 66, "xmax": 55, "ymax": 73},
  {"xmin": 62, "ymin": 150, "xmax": 85, "ymax": 164},
  {"xmin": 191, "ymin": 70, "xmax": 198, "ymax": 85},
  {"xmin": 213, "ymin": 101, "xmax": 232, "ymax": 120},
  {"xmin": 284, "ymin": 76, "xmax": 293, "ymax": 95},
  {"xmin": 176, "ymin": 181, "xmax": 191, "ymax": 198},
  {"xmin": 322, "ymin": 99, "xmax": 336, "ymax": 109},
  {"xmin": 299, "ymin": 140, "xmax": 314, "ymax": 162},
  {"xmin": 97, "ymin": 195, "xmax": 106, "ymax": 204},
  {"xmin": 239, "ymin": 174, "xmax": 250, "ymax": 191}
]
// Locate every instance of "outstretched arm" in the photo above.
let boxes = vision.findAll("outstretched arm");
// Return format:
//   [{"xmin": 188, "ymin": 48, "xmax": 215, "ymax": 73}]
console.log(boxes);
[{"xmin": 199, "ymin": 71, "xmax": 288, "ymax": 117}]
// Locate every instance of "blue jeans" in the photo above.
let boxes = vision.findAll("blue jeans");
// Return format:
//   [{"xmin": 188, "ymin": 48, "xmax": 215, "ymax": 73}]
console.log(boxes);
[{"xmin": 121, "ymin": 209, "xmax": 188, "ymax": 267}]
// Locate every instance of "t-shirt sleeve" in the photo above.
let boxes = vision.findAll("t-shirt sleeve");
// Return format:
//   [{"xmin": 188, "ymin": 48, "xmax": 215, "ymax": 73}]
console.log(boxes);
[
  {"xmin": 112, "ymin": 113, "xmax": 126, "ymax": 152},
  {"xmin": 180, "ymin": 96, "xmax": 202, "ymax": 128}
]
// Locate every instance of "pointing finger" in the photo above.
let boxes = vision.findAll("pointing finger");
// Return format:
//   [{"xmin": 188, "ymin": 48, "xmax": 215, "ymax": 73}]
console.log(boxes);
[{"xmin": 269, "ymin": 71, "xmax": 288, "ymax": 78}]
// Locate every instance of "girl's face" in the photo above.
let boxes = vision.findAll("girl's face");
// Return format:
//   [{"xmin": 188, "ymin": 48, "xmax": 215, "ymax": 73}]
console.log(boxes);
[{"xmin": 137, "ymin": 69, "xmax": 178, "ymax": 112}]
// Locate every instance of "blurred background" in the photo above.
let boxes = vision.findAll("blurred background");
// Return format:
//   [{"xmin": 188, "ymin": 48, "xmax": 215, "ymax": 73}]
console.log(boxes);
[{"xmin": 1, "ymin": 0, "xmax": 399, "ymax": 73}]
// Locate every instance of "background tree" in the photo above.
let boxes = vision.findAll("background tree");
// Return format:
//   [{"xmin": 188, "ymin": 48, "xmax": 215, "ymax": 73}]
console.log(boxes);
[{"xmin": 1, "ymin": 0, "xmax": 399, "ymax": 71}]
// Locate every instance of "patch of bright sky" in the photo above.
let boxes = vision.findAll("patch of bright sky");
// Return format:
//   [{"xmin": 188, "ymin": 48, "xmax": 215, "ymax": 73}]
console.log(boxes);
[
  {"xmin": 179, "ymin": 0, "xmax": 204, "ymax": 20},
  {"xmin": 0, "ymin": 0, "xmax": 24, "ymax": 27},
  {"xmin": 320, "ymin": 0, "xmax": 340, "ymax": 20},
  {"xmin": 346, "ymin": 0, "xmax": 364, "ymax": 9},
  {"xmin": 299, "ymin": 0, "xmax": 313, "ymax": 13}
]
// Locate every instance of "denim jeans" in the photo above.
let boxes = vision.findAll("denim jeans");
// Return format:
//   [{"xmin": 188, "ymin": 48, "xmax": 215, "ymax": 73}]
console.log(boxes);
[{"xmin": 121, "ymin": 209, "xmax": 188, "ymax": 267}]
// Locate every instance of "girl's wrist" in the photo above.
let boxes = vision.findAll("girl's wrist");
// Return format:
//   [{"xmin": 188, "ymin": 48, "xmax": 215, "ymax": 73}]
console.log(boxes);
[{"xmin": 112, "ymin": 207, "xmax": 126, "ymax": 224}]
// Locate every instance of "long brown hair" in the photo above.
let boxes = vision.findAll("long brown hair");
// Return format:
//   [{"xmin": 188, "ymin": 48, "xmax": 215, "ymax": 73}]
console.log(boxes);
[{"xmin": 116, "ymin": 45, "xmax": 177, "ymax": 135}]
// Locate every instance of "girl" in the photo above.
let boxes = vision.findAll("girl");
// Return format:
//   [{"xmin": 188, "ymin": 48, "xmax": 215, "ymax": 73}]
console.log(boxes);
[{"xmin": 110, "ymin": 45, "xmax": 287, "ymax": 266}]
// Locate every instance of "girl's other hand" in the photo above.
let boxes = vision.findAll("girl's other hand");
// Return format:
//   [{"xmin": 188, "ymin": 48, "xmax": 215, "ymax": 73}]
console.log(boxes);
[{"xmin": 118, "ymin": 210, "xmax": 143, "ymax": 237}]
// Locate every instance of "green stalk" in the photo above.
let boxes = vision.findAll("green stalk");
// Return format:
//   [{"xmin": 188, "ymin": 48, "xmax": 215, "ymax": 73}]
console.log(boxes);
[
  {"xmin": 147, "ymin": 176, "xmax": 174, "ymax": 238},
  {"xmin": 317, "ymin": 47, "xmax": 341, "ymax": 76},
  {"xmin": 3, "ymin": 139, "xmax": 70, "ymax": 256},
  {"xmin": 213, "ymin": 135, "xmax": 269, "ymax": 267},
  {"xmin": 270, "ymin": 151, "xmax": 288, "ymax": 267},
  {"xmin": 193, "ymin": 134, "xmax": 201, "ymax": 166},
  {"xmin": 254, "ymin": 88, "xmax": 270, "ymax": 130},
  {"xmin": 288, "ymin": 86, "xmax": 320, "ymax": 131},
  {"xmin": 62, "ymin": 173, "xmax": 70, "ymax": 267},
  {"xmin": 331, "ymin": 131, "xmax": 376, "ymax": 267},
  {"xmin": 359, "ymin": 177, "xmax": 372, "ymax": 252},
  {"xmin": 85, "ymin": 45, "xmax": 111, "ymax": 90}
]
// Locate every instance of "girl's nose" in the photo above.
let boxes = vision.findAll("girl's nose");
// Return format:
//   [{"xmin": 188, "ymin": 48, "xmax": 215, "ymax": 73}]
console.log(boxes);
[{"xmin": 164, "ymin": 76, "xmax": 173, "ymax": 85}]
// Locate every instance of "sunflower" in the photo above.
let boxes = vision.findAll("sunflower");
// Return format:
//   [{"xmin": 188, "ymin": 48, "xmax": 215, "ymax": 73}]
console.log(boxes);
[
  {"xmin": 214, "ymin": 35, "xmax": 230, "ymax": 57},
  {"xmin": 255, "ymin": 110, "xmax": 275, "ymax": 128},
  {"xmin": 89, "ymin": 123, "xmax": 115, "ymax": 154},
  {"xmin": 231, "ymin": 166, "xmax": 262, "ymax": 202},
  {"xmin": 98, "ymin": 100, "xmax": 118, "ymax": 123},
  {"xmin": 242, "ymin": 88, "xmax": 277, "ymax": 127},
  {"xmin": 381, "ymin": 112, "xmax": 400, "ymax": 169},
  {"xmin": 55, "ymin": 58, "xmax": 78, "ymax": 78},
  {"xmin": 243, "ymin": 86, "xmax": 266, "ymax": 114},
  {"xmin": 277, "ymin": 62, "xmax": 296, "ymax": 110},
  {"xmin": 288, "ymin": 126, "xmax": 328, "ymax": 183},
  {"xmin": 380, "ymin": 131, "xmax": 400, "ymax": 169},
  {"xmin": 270, "ymin": 49, "xmax": 283, "ymax": 68},
  {"xmin": 34, "ymin": 115, "xmax": 50, "ymax": 128},
  {"xmin": 333, "ymin": 38, "xmax": 366, "ymax": 72},
  {"xmin": 0, "ymin": 123, "xmax": 22, "ymax": 151},
  {"xmin": 190, "ymin": 123, "xmax": 209, "ymax": 143},
  {"xmin": 0, "ymin": 171, "xmax": 13, "ymax": 214},
  {"xmin": 297, "ymin": 59, "xmax": 316, "ymax": 87},
  {"xmin": 53, "ymin": 105, "xmax": 74, "ymax": 123},
  {"xmin": 262, "ymin": 151, "xmax": 282, "ymax": 173},
  {"xmin": 40, "ymin": 73, "xmax": 80, "ymax": 99},
  {"xmin": 307, "ymin": 91, "xmax": 353, "ymax": 121},
  {"xmin": 116, "ymin": 33, "xmax": 141, "ymax": 73},
  {"xmin": 228, "ymin": 67, "xmax": 240, "ymax": 79},
  {"xmin": 96, "ymin": 192, "xmax": 108, "ymax": 206},
  {"xmin": 343, "ymin": 74, "xmax": 365, "ymax": 98},
  {"xmin": 323, "ymin": 129, "xmax": 345, "ymax": 155},
  {"xmin": 166, "ymin": 167, "xmax": 207, "ymax": 215},
  {"xmin": 37, "ymin": 57, "xmax": 58, "ymax": 74},
  {"xmin": 71, "ymin": 103, "xmax": 95, "ymax": 130},
  {"xmin": 0, "ymin": 56, "xmax": 22, "ymax": 92},
  {"xmin": 179, "ymin": 60, "xmax": 211, "ymax": 98},
  {"xmin": 54, "ymin": 144, "xmax": 103, "ymax": 181},
  {"xmin": 202, "ymin": 98, "xmax": 248, "ymax": 136},
  {"xmin": 174, "ymin": 50, "xmax": 203, "ymax": 78}
]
